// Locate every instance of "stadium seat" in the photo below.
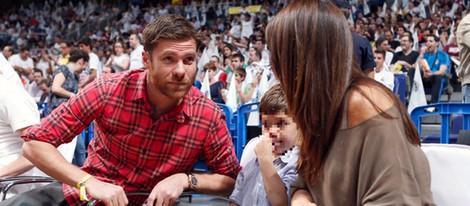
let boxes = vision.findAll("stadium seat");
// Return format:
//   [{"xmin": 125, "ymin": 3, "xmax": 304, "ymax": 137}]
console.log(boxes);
[
  {"xmin": 421, "ymin": 144, "xmax": 470, "ymax": 205},
  {"xmin": 236, "ymin": 102, "xmax": 260, "ymax": 161}
]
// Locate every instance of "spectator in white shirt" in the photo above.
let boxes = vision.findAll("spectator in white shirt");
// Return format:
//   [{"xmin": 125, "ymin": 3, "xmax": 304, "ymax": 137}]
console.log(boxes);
[
  {"xmin": 128, "ymin": 33, "xmax": 145, "ymax": 70},
  {"xmin": 8, "ymin": 47, "xmax": 34, "ymax": 79},
  {"xmin": 374, "ymin": 49, "xmax": 394, "ymax": 91},
  {"xmin": 2, "ymin": 46, "xmax": 14, "ymax": 60},
  {"xmin": 26, "ymin": 68, "xmax": 44, "ymax": 102},
  {"xmin": 78, "ymin": 37, "xmax": 100, "ymax": 88}
]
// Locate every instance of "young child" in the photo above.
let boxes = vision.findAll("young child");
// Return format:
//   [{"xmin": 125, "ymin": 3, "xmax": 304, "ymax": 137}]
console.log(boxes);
[{"xmin": 229, "ymin": 84, "xmax": 299, "ymax": 206}]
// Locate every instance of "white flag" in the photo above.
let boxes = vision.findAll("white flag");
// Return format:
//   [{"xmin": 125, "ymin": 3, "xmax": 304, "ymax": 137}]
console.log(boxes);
[
  {"xmin": 258, "ymin": 67, "xmax": 270, "ymax": 98},
  {"xmin": 412, "ymin": 29, "xmax": 419, "ymax": 51},
  {"xmin": 226, "ymin": 73, "xmax": 238, "ymax": 112},
  {"xmin": 408, "ymin": 65, "xmax": 427, "ymax": 113},
  {"xmin": 391, "ymin": 0, "xmax": 398, "ymax": 12},
  {"xmin": 201, "ymin": 71, "xmax": 212, "ymax": 99},
  {"xmin": 364, "ymin": 1, "xmax": 371, "ymax": 16},
  {"xmin": 380, "ymin": 2, "xmax": 387, "ymax": 17}
]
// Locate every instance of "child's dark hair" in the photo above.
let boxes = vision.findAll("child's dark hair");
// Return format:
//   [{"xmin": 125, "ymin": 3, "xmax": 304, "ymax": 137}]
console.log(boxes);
[
  {"xmin": 259, "ymin": 84, "xmax": 288, "ymax": 115},
  {"xmin": 235, "ymin": 68, "xmax": 246, "ymax": 79}
]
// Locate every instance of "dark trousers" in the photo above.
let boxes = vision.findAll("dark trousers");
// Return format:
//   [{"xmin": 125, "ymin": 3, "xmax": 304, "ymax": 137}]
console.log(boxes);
[
  {"xmin": 408, "ymin": 68, "xmax": 443, "ymax": 103},
  {"xmin": 0, "ymin": 182, "xmax": 68, "ymax": 206}
]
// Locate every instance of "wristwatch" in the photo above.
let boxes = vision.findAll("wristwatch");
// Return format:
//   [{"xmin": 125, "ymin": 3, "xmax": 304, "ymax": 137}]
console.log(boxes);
[{"xmin": 187, "ymin": 173, "xmax": 198, "ymax": 190}]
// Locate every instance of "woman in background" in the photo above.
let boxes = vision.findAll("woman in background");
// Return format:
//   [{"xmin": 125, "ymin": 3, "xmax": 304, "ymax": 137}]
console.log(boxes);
[{"xmin": 104, "ymin": 40, "xmax": 130, "ymax": 72}]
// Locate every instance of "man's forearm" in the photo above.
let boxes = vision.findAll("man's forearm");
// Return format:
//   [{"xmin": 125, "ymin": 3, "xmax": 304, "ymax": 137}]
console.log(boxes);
[
  {"xmin": 0, "ymin": 156, "xmax": 34, "ymax": 178},
  {"xmin": 12, "ymin": 65, "xmax": 31, "ymax": 76},
  {"xmin": 23, "ymin": 140, "xmax": 89, "ymax": 188},
  {"xmin": 193, "ymin": 173, "xmax": 235, "ymax": 196}
]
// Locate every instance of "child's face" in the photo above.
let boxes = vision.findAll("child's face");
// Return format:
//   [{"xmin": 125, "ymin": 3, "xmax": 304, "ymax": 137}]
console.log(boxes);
[
  {"xmin": 261, "ymin": 111, "xmax": 298, "ymax": 156},
  {"xmin": 234, "ymin": 72, "xmax": 245, "ymax": 83}
]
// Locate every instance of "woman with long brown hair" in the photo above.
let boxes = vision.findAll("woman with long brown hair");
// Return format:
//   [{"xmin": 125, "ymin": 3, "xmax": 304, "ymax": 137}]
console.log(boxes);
[{"xmin": 266, "ymin": 0, "xmax": 434, "ymax": 205}]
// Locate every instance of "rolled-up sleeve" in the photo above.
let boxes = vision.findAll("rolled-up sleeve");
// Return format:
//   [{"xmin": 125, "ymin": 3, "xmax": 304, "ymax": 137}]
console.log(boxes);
[{"xmin": 22, "ymin": 80, "xmax": 108, "ymax": 147}]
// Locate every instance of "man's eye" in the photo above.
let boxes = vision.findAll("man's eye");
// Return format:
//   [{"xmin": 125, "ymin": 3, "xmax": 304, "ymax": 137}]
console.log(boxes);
[
  {"xmin": 163, "ymin": 57, "xmax": 173, "ymax": 62},
  {"xmin": 184, "ymin": 57, "xmax": 195, "ymax": 64}
]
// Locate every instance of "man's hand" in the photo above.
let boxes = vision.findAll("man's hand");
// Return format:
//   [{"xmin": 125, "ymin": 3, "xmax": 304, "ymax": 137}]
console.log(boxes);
[
  {"xmin": 423, "ymin": 69, "xmax": 433, "ymax": 78},
  {"xmin": 86, "ymin": 177, "xmax": 128, "ymax": 206},
  {"xmin": 254, "ymin": 135, "xmax": 274, "ymax": 162},
  {"xmin": 146, "ymin": 173, "xmax": 187, "ymax": 206}
]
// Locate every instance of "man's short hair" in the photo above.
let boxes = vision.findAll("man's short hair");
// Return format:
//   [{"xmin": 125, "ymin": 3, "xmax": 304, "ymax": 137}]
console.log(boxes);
[
  {"xmin": 256, "ymin": 37, "xmax": 266, "ymax": 45},
  {"xmin": 79, "ymin": 37, "xmax": 93, "ymax": 47},
  {"xmin": 259, "ymin": 84, "xmax": 288, "ymax": 115},
  {"xmin": 33, "ymin": 68, "xmax": 43, "ymax": 76},
  {"xmin": 61, "ymin": 40, "xmax": 73, "ymax": 47},
  {"xmin": 3, "ymin": 46, "xmax": 13, "ymax": 53},
  {"xmin": 401, "ymin": 34, "xmax": 414, "ymax": 43},
  {"xmin": 39, "ymin": 79, "xmax": 50, "ymax": 86},
  {"xmin": 69, "ymin": 49, "xmax": 89, "ymax": 63},
  {"xmin": 374, "ymin": 49, "xmax": 386, "ymax": 57},
  {"xmin": 232, "ymin": 53, "xmax": 244, "ymax": 62},
  {"xmin": 142, "ymin": 14, "xmax": 198, "ymax": 53},
  {"xmin": 210, "ymin": 55, "xmax": 220, "ymax": 63},
  {"xmin": 427, "ymin": 35, "xmax": 440, "ymax": 42},
  {"xmin": 130, "ymin": 33, "xmax": 142, "ymax": 43},
  {"xmin": 19, "ymin": 46, "xmax": 30, "ymax": 53}
]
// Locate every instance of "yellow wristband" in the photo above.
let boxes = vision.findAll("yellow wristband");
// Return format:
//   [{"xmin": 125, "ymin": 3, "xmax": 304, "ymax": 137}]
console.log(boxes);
[{"xmin": 77, "ymin": 174, "xmax": 92, "ymax": 201}]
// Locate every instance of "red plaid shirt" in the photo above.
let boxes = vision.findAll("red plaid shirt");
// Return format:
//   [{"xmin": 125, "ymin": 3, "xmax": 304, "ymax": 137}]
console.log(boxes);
[{"xmin": 23, "ymin": 70, "xmax": 241, "ymax": 205}]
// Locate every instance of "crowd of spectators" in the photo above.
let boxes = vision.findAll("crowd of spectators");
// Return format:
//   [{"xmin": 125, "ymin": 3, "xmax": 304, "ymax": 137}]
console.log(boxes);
[{"xmin": 1, "ymin": 0, "xmax": 469, "ymax": 105}]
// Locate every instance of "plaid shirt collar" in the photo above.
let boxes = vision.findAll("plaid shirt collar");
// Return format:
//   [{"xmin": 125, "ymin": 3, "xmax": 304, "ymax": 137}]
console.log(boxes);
[{"xmin": 130, "ymin": 70, "xmax": 203, "ymax": 123}]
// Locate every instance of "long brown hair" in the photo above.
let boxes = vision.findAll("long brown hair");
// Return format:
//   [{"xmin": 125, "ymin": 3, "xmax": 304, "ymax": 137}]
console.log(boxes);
[{"xmin": 266, "ymin": 0, "xmax": 420, "ymax": 186}]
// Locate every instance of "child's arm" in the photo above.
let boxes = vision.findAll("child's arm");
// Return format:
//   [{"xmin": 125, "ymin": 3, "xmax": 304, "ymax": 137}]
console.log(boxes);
[
  {"xmin": 255, "ymin": 136, "xmax": 289, "ymax": 206},
  {"xmin": 229, "ymin": 203, "xmax": 239, "ymax": 206}
]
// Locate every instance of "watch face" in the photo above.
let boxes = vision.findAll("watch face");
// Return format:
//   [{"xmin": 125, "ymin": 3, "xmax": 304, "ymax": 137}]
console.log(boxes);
[{"xmin": 191, "ymin": 176, "xmax": 198, "ymax": 186}]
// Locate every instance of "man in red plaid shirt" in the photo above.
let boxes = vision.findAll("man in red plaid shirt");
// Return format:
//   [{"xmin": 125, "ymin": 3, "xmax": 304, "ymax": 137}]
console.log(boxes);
[{"xmin": 2, "ymin": 14, "xmax": 241, "ymax": 206}]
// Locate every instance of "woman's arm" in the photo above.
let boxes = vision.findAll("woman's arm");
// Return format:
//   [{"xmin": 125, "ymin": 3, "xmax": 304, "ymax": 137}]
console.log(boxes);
[
  {"xmin": 51, "ymin": 72, "xmax": 74, "ymax": 98},
  {"xmin": 114, "ymin": 56, "xmax": 130, "ymax": 71}
]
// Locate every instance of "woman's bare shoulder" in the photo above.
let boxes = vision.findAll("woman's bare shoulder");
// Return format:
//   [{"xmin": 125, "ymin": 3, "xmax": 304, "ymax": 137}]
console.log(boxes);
[{"xmin": 347, "ymin": 85, "xmax": 394, "ymax": 128}]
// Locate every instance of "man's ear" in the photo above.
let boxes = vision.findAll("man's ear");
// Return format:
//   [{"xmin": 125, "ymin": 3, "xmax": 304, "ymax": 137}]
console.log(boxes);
[{"xmin": 143, "ymin": 51, "xmax": 150, "ymax": 70}]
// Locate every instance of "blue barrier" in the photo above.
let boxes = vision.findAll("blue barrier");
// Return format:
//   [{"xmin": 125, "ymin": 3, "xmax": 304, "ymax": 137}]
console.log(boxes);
[
  {"xmin": 81, "ymin": 123, "xmax": 94, "ymax": 149},
  {"xmin": 36, "ymin": 102, "xmax": 48, "ymax": 117},
  {"xmin": 216, "ymin": 103, "xmax": 237, "ymax": 137},
  {"xmin": 235, "ymin": 102, "xmax": 260, "ymax": 160},
  {"xmin": 410, "ymin": 103, "xmax": 470, "ymax": 143}
]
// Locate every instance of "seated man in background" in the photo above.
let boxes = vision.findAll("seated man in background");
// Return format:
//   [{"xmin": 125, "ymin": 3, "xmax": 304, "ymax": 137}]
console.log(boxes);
[
  {"xmin": 390, "ymin": 34, "xmax": 420, "ymax": 73},
  {"xmin": 1, "ymin": 14, "xmax": 241, "ymax": 206},
  {"xmin": 409, "ymin": 35, "xmax": 450, "ymax": 103}
]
